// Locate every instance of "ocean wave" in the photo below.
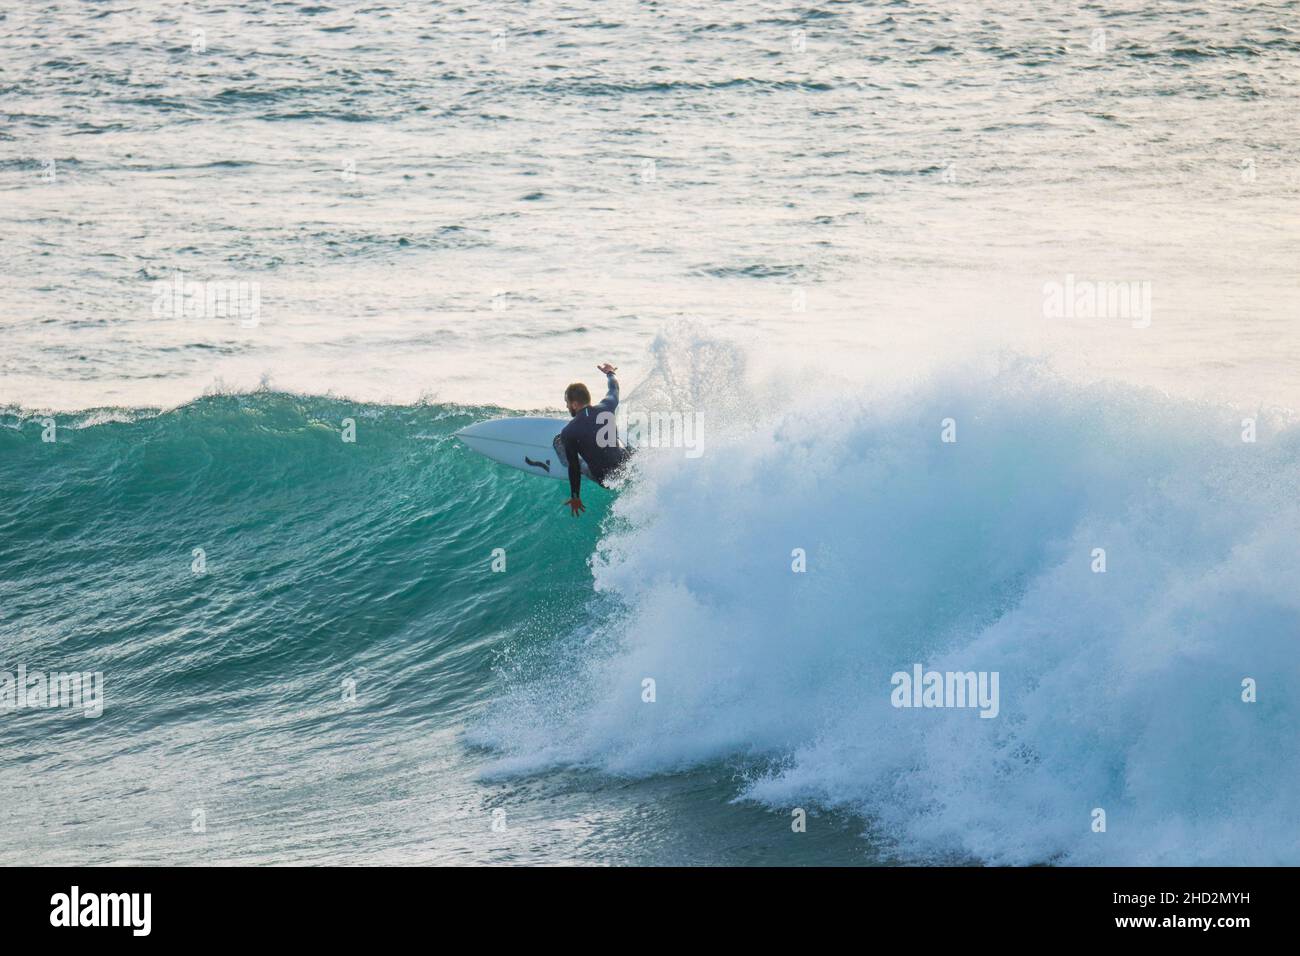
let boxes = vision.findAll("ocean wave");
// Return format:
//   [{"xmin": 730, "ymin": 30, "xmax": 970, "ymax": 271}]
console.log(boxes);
[{"xmin": 472, "ymin": 355, "xmax": 1300, "ymax": 865}]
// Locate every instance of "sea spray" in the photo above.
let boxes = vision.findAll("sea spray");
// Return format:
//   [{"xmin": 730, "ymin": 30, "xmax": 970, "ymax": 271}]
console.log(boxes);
[{"xmin": 475, "ymin": 362, "xmax": 1300, "ymax": 865}]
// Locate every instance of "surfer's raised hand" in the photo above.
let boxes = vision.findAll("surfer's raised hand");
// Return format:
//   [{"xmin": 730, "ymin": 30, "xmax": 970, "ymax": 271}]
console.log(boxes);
[
  {"xmin": 564, "ymin": 496, "xmax": 586, "ymax": 517},
  {"xmin": 597, "ymin": 363, "xmax": 617, "ymax": 375}
]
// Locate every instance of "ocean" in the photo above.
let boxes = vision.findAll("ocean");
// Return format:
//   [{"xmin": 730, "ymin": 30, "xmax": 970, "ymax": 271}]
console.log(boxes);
[{"xmin": 1, "ymin": 1, "xmax": 1297, "ymax": 865}]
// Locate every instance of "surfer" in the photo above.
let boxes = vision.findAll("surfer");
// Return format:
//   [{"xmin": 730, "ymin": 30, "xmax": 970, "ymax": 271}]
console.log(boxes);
[{"xmin": 561, "ymin": 363, "xmax": 631, "ymax": 517}]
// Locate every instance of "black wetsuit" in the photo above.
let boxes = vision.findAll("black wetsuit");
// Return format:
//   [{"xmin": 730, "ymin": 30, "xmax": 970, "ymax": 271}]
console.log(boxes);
[{"xmin": 559, "ymin": 372, "xmax": 631, "ymax": 497}]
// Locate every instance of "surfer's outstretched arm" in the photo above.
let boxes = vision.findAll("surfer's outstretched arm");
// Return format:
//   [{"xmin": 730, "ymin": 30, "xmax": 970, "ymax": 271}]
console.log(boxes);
[
  {"xmin": 596, "ymin": 364, "xmax": 619, "ymax": 412},
  {"xmin": 562, "ymin": 432, "xmax": 585, "ymax": 517}
]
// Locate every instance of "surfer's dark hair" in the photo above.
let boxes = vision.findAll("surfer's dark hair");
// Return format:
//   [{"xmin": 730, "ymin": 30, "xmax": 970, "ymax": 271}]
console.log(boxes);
[{"xmin": 564, "ymin": 382, "xmax": 591, "ymax": 405}]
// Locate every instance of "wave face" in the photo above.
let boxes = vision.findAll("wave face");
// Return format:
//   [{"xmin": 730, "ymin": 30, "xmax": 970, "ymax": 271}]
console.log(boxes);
[
  {"xmin": 473, "ymin": 360, "xmax": 1300, "ymax": 865},
  {"xmin": 0, "ymin": 393, "xmax": 573, "ymax": 717},
  {"xmin": 0, "ymin": 393, "xmax": 614, "ymax": 864},
  {"xmin": 3, "ymin": 364, "xmax": 1297, "ymax": 865}
]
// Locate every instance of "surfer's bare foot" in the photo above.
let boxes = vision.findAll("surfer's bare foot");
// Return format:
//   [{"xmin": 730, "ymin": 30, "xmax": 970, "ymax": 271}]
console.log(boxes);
[{"xmin": 564, "ymin": 497, "xmax": 585, "ymax": 517}]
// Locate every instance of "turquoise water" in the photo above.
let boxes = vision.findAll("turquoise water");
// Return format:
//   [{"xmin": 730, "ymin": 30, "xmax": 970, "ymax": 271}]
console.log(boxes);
[
  {"xmin": 3, "ymin": 366, "xmax": 1298, "ymax": 864},
  {"xmin": 0, "ymin": 391, "xmax": 875, "ymax": 864}
]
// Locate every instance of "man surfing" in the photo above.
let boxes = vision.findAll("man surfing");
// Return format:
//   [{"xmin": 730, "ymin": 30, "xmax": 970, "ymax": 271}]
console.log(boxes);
[{"xmin": 560, "ymin": 363, "xmax": 631, "ymax": 517}]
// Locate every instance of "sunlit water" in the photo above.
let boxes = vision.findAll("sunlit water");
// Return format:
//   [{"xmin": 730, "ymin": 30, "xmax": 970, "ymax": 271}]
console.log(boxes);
[
  {"xmin": 2, "ymin": 2, "xmax": 1298, "ymax": 866},
  {"xmin": 2, "ymin": 0, "xmax": 1297, "ymax": 412}
]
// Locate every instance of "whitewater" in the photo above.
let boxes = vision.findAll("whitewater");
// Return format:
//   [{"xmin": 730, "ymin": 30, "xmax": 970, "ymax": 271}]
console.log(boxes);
[
  {"xmin": 471, "ymin": 347, "xmax": 1300, "ymax": 865},
  {"xmin": 3, "ymin": 336, "xmax": 1297, "ymax": 865}
]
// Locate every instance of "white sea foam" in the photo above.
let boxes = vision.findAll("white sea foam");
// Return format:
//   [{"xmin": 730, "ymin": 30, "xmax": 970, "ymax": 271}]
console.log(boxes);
[{"xmin": 477, "ymin": 353, "xmax": 1300, "ymax": 865}]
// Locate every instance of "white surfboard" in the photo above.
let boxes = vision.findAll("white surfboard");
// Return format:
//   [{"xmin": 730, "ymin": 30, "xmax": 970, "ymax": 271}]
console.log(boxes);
[{"xmin": 455, "ymin": 416, "xmax": 588, "ymax": 481}]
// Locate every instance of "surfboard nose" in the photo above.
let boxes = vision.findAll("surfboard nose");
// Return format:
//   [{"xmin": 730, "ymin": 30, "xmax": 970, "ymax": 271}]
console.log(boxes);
[{"xmin": 453, "ymin": 417, "xmax": 573, "ymax": 482}]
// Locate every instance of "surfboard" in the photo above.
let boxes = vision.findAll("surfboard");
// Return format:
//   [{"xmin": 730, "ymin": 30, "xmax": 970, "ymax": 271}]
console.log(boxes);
[{"xmin": 455, "ymin": 416, "xmax": 588, "ymax": 481}]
